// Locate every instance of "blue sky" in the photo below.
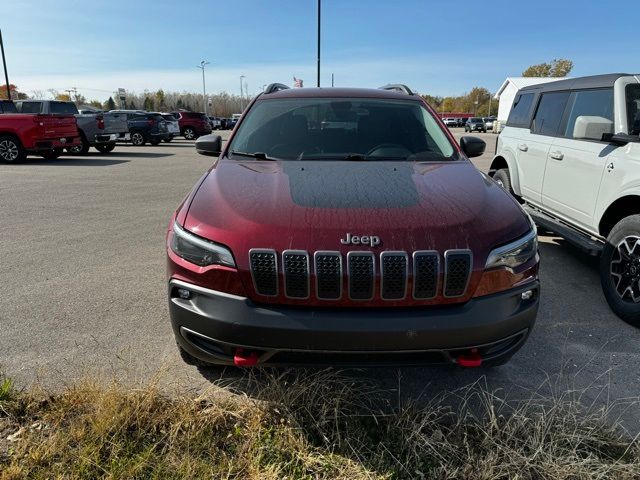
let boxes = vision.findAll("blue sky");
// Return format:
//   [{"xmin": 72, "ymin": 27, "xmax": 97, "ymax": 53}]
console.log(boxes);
[{"xmin": 2, "ymin": 0, "xmax": 636, "ymax": 102}]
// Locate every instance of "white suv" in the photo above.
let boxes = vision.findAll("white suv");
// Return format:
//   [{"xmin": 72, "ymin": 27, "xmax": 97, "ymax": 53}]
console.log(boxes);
[{"xmin": 491, "ymin": 73, "xmax": 640, "ymax": 325}]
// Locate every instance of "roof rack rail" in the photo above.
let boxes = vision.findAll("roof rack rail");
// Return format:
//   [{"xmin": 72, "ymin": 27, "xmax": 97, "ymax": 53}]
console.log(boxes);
[
  {"xmin": 379, "ymin": 84, "xmax": 415, "ymax": 95},
  {"xmin": 263, "ymin": 83, "xmax": 290, "ymax": 94}
]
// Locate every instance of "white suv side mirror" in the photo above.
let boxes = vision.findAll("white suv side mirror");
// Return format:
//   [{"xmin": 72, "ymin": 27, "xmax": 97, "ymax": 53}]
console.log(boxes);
[{"xmin": 573, "ymin": 115, "xmax": 613, "ymax": 141}]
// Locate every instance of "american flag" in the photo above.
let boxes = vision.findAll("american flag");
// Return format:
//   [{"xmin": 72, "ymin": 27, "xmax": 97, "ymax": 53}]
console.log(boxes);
[{"xmin": 293, "ymin": 76, "xmax": 303, "ymax": 88}]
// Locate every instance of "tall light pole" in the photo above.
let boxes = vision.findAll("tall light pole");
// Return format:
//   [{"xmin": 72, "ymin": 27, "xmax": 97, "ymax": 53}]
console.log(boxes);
[
  {"xmin": 240, "ymin": 75, "xmax": 246, "ymax": 110},
  {"xmin": 0, "ymin": 29, "xmax": 10, "ymax": 99},
  {"xmin": 197, "ymin": 60, "xmax": 210, "ymax": 115},
  {"xmin": 317, "ymin": 0, "xmax": 321, "ymax": 87}
]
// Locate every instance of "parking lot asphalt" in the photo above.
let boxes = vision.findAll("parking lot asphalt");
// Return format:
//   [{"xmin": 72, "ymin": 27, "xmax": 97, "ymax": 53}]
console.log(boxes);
[{"xmin": 1, "ymin": 129, "xmax": 638, "ymax": 430}]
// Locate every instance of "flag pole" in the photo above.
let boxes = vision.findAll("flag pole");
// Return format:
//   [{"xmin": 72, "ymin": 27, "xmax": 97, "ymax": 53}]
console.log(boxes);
[
  {"xmin": 316, "ymin": 0, "xmax": 321, "ymax": 87},
  {"xmin": 0, "ymin": 29, "xmax": 11, "ymax": 99}
]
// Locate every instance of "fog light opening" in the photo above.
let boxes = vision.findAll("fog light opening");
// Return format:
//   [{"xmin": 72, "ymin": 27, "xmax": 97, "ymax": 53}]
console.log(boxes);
[
  {"xmin": 177, "ymin": 288, "xmax": 192, "ymax": 300},
  {"xmin": 521, "ymin": 289, "xmax": 534, "ymax": 301}
]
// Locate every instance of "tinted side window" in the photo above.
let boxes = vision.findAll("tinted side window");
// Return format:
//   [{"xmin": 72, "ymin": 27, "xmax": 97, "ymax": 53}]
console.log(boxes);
[
  {"xmin": 507, "ymin": 93, "xmax": 534, "ymax": 127},
  {"xmin": 563, "ymin": 89, "xmax": 613, "ymax": 139},
  {"xmin": 19, "ymin": 102, "xmax": 43, "ymax": 114},
  {"xmin": 626, "ymin": 84, "xmax": 640, "ymax": 135},
  {"xmin": 532, "ymin": 92, "xmax": 570, "ymax": 136},
  {"xmin": 50, "ymin": 102, "xmax": 78, "ymax": 115}
]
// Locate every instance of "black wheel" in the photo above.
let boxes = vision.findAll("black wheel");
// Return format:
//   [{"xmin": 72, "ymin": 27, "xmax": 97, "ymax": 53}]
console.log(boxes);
[
  {"xmin": 182, "ymin": 127, "xmax": 196, "ymax": 140},
  {"xmin": 67, "ymin": 135, "xmax": 89, "ymax": 155},
  {"xmin": 150, "ymin": 139, "xmax": 161, "ymax": 146},
  {"xmin": 41, "ymin": 148, "xmax": 63, "ymax": 160},
  {"xmin": 95, "ymin": 143, "xmax": 115, "ymax": 153},
  {"xmin": 493, "ymin": 168, "xmax": 513, "ymax": 194},
  {"xmin": 163, "ymin": 137, "xmax": 172, "ymax": 143},
  {"xmin": 0, "ymin": 135, "xmax": 26, "ymax": 163},
  {"xmin": 131, "ymin": 131, "xmax": 146, "ymax": 146},
  {"xmin": 600, "ymin": 215, "xmax": 640, "ymax": 326}
]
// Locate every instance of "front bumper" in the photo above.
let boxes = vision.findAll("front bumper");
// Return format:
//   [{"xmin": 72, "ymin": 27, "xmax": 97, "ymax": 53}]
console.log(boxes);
[{"xmin": 169, "ymin": 279, "xmax": 539, "ymax": 366}]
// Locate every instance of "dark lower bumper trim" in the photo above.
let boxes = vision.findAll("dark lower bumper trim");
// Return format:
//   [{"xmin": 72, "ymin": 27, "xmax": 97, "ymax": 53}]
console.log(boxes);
[{"xmin": 169, "ymin": 279, "xmax": 539, "ymax": 365}]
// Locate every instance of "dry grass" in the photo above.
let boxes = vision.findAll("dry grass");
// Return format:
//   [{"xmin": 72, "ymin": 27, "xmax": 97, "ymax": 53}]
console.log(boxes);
[{"xmin": 0, "ymin": 368, "xmax": 639, "ymax": 479}]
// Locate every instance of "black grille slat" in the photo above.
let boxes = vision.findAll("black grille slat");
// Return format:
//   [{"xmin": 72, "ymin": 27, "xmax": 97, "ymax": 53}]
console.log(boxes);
[
  {"xmin": 413, "ymin": 252, "xmax": 439, "ymax": 299},
  {"xmin": 381, "ymin": 253, "xmax": 407, "ymax": 300},
  {"xmin": 315, "ymin": 252, "xmax": 342, "ymax": 299},
  {"xmin": 249, "ymin": 250, "xmax": 278, "ymax": 296},
  {"xmin": 283, "ymin": 251, "xmax": 309, "ymax": 298},
  {"xmin": 444, "ymin": 251, "xmax": 472, "ymax": 297},
  {"xmin": 348, "ymin": 253, "xmax": 374, "ymax": 300}
]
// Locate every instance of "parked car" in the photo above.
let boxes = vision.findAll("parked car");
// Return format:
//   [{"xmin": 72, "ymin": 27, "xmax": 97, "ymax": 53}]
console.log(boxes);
[
  {"xmin": 159, "ymin": 113, "xmax": 180, "ymax": 142},
  {"xmin": 0, "ymin": 100, "xmax": 81, "ymax": 161},
  {"xmin": 15, "ymin": 100, "xmax": 128, "ymax": 154},
  {"xmin": 491, "ymin": 73, "xmax": 640, "ymax": 325},
  {"xmin": 171, "ymin": 111, "xmax": 212, "ymax": 140},
  {"xmin": 225, "ymin": 117, "xmax": 238, "ymax": 130},
  {"xmin": 208, "ymin": 116, "xmax": 221, "ymax": 130},
  {"xmin": 465, "ymin": 117, "xmax": 487, "ymax": 133},
  {"xmin": 456, "ymin": 118, "xmax": 466, "ymax": 127},
  {"xmin": 483, "ymin": 117, "xmax": 496, "ymax": 131},
  {"xmin": 443, "ymin": 118, "xmax": 458, "ymax": 127},
  {"xmin": 167, "ymin": 82, "xmax": 539, "ymax": 368},
  {"xmin": 110, "ymin": 110, "xmax": 168, "ymax": 146}
]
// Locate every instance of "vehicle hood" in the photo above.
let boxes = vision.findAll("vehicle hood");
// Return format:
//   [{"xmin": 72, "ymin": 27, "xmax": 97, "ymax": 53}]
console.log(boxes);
[{"xmin": 184, "ymin": 159, "xmax": 530, "ymax": 267}]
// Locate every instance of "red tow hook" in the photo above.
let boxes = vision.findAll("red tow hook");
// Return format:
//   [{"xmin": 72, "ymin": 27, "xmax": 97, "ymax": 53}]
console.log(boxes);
[
  {"xmin": 456, "ymin": 348, "xmax": 483, "ymax": 368},
  {"xmin": 233, "ymin": 348, "xmax": 259, "ymax": 367}
]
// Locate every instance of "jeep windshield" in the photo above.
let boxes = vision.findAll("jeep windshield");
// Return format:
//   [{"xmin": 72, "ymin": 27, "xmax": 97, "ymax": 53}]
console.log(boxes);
[{"xmin": 228, "ymin": 98, "xmax": 455, "ymax": 161}]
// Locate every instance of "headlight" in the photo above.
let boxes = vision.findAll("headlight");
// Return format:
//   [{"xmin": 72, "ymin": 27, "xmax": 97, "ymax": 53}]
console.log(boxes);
[
  {"xmin": 170, "ymin": 222, "xmax": 235, "ymax": 268},
  {"xmin": 485, "ymin": 229, "xmax": 538, "ymax": 270}
]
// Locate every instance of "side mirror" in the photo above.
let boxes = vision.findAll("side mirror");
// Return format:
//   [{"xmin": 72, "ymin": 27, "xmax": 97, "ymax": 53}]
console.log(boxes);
[
  {"xmin": 460, "ymin": 136, "xmax": 486, "ymax": 158},
  {"xmin": 195, "ymin": 134, "xmax": 222, "ymax": 157},
  {"xmin": 573, "ymin": 115, "xmax": 613, "ymax": 141}
]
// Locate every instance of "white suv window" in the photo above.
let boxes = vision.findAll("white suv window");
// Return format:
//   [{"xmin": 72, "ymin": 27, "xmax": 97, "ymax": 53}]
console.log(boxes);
[
  {"xmin": 563, "ymin": 89, "xmax": 613, "ymax": 139},
  {"xmin": 507, "ymin": 93, "xmax": 535, "ymax": 127},
  {"xmin": 531, "ymin": 91, "xmax": 570, "ymax": 136},
  {"xmin": 627, "ymin": 84, "xmax": 640, "ymax": 135}
]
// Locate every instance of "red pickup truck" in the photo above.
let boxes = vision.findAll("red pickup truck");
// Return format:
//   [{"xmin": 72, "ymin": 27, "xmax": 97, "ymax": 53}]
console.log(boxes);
[{"xmin": 0, "ymin": 100, "xmax": 81, "ymax": 162}]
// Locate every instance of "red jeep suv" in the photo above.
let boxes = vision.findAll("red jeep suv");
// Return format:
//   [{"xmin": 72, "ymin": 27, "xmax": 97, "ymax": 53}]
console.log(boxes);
[{"xmin": 167, "ymin": 84, "xmax": 540, "ymax": 368}]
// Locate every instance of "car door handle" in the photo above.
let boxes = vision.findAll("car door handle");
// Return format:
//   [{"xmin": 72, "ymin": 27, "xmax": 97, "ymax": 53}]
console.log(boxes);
[
  {"xmin": 518, "ymin": 144, "xmax": 528, "ymax": 152},
  {"xmin": 549, "ymin": 151, "xmax": 564, "ymax": 160}
]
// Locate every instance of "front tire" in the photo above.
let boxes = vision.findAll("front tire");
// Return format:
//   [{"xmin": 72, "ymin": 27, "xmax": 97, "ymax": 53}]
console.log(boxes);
[
  {"xmin": 183, "ymin": 127, "xmax": 196, "ymax": 140},
  {"xmin": 41, "ymin": 148, "xmax": 63, "ymax": 160},
  {"xmin": 67, "ymin": 135, "xmax": 89, "ymax": 155},
  {"xmin": 0, "ymin": 135, "xmax": 26, "ymax": 163},
  {"xmin": 95, "ymin": 143, "xmax": 115, "ymax": 153},
  {"xmin": 131, "ymin": 132, "xmax": 146, "ymax": 146},
  {"xmin": 493, "ymin": 168, "xmax": 513, "ymax": 195},
  {"xmin": 150, "ymin": 139, "xmax": 161, "ymax": 146},
  {"xmin": 600, "ymin": 215, "xmax": 640, "ymax": 326}
]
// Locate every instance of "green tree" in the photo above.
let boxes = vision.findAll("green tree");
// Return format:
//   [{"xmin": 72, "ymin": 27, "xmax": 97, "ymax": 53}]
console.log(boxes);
[
  {"xmin": 143, "ymin": 96, "xmax": 154, "ymax": 111},
  {"xmin": 104, "ymin": 96, "xmax": 116, "ymax": 110},
  {"xmin": 88, "ymin": 100, "xmax": 103, "ymax": 109},
  {"xmin": 522, "ymin": 58, "xmax": 573, "ymax": 77},
  {"xmin": 155, "ymin": 89, "xmax": 166, "ymax": 110}
]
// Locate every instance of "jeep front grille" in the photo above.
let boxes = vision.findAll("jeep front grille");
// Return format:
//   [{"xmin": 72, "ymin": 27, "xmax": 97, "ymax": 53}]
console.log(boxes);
[
  {"xmin": 347, "ymin": 252, "xmax": 375, "ymax": 300},
  {"xmin": 444, "ymin": 250, "xmax": 473, "ymax": 298},
  {"xmin": 248, "ymin": 249, "xmax": 473, "ymax": 301},
  {"xmin": 283, "ymin": 250, "xmax": 309, "ymax": 299},
  {"xmin": 249, "ymin": 249, "xmax": 278, "ymax": 296},
  {"xmin": 314, "ymin": 251, "xmax": 342, "ymax": 300},
  {"xmin": 413, "ymin": 251, "xmax": 439, "ymax": 299}
]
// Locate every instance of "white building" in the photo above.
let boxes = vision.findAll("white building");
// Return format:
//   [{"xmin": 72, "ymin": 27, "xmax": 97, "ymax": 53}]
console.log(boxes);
[{"xmin": 494, "ymin": 77, "xmax": 564, "ymax": 122}]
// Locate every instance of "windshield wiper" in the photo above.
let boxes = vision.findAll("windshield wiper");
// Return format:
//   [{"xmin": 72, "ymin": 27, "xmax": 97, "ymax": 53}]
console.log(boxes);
[{"xmin": 230, "ymin": 151, "xmax": 278, "ymax": 161}]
